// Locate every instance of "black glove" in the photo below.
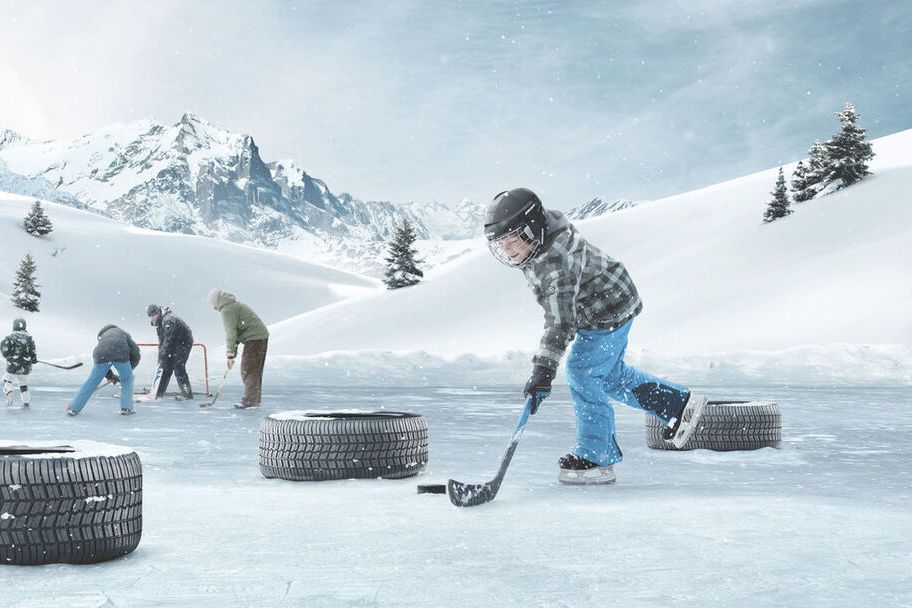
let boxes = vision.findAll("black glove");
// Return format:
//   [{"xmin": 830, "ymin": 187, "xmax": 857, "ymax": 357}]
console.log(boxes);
[
  {"xmin": 105, "ymin": 370, "xmax": 120, "ymax": 385},
  {"xmin": 524, "ymin": 365, "xmax": 555, "ymax": 415}
]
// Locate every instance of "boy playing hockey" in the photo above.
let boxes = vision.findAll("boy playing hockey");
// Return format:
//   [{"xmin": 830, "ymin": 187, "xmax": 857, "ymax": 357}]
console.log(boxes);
[
  {"xmin": 1, "ymin": 318, "xmax": 38, "ymax": 408},
  {"xmin": 484, "ymin": 188, "xmax": 708, "ymax": 485}
]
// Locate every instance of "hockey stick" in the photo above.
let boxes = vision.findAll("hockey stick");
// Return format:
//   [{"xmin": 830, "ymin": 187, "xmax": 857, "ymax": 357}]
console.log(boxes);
[
  {"xmin": 199, "ymin": 367, "xmax": 231, "ymax": 408},
  {"xmin": 447, "ymin": 396, "xmax": 534, "ymax": 507},
  {"xmin": 93, "ymin": 379, "xmax": 113, "ymax": 393},
  {"xmin": 37, "ymin": 360, "xmax": 84, "ymax": 370}
]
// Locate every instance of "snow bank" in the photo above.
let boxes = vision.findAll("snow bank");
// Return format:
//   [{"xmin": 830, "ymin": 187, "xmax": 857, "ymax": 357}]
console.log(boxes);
[{"xmin": 266, "ymin": 343, "xmax": 912, "ymax": 388}]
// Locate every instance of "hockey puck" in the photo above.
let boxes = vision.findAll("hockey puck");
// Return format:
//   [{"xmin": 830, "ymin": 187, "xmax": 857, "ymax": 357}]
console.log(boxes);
[{"xmin": 416, "ymin": 484, "xmax": 446, "ymax": 494}]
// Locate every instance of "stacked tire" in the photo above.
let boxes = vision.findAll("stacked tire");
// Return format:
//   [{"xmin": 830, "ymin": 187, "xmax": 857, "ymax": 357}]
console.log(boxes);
[
  {"xmin": 646, "ymin": 400, "xmax": 781, "ymax": 451},
  {"xmin": 260, "ymin": 411, "xmax": 429, "ymax": 481},
  {"xmin": 0, "ymin": 441, "xmax": 142, "ymax": 565}
]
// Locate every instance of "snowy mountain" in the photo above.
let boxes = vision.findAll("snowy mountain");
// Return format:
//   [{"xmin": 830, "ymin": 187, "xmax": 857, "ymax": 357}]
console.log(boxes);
[
  {"xmin": 567, "ymin": 197, "xmax": 640, "ymax": 219},
  {"xmin": 0, "ymin": 116, "xmax": 648, "ymax": 278},
  {"xmin": 0, "ymin": 115, "xmax": 486, "ymax": 275},
  {"xmin": 265, "ymin": 129, "xmax": 912, "ymax": 386}
]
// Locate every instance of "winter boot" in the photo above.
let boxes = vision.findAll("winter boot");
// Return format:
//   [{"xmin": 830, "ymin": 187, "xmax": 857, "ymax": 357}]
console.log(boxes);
[
  {"xmin": 558, "ymin": 453, "xmax": 617, "ymax": 485},
  {"xmin": 176, "ymin": 380, "xmax": 194, "ymax": 401},
  {"xmin": 66, "ymin": 407, "xmax": 77, "ymax": 416},
  {"xmin": 664, "ymin": 393, "xmax": 709, "ymax": 448},
  {"xmin": 234, "ymin": 400, "xmax": 259, "ymax": 410},
  {"xmin": 120, "ymin": 408, "xmax": 135, "ymax": 416}
]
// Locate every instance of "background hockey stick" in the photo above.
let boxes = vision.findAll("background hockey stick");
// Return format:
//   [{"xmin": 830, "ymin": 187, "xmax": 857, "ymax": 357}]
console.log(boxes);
[
  {"xmin": 447, "ymin": 396, "xmax": 534, "ymax": 507},
  {"xmin": 199, "ymin": 367, "xmax": 231, "ymax": 408},
  {"xmin": 37, "ymin": 360, "xmax": 83, "ymax": 370},
  {"xmin": 93, "ymin": 379, "xmax": 113, "ymax": 393}
]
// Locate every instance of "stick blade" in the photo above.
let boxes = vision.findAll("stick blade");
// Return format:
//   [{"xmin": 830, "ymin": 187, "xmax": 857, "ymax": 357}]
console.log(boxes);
[{"xmin": 447, "ymin": 479, "xmax": 497, "ymax": 507}]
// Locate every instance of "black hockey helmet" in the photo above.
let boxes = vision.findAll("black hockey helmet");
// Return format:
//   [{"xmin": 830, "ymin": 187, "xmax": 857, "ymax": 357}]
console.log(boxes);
[
  {"xmin": 484, "ymin": 187, "xmax": 547, "ymax": 267},
  {"xmin": 12, "ymin": 318, "xmax": 26, "ymax": 331}
]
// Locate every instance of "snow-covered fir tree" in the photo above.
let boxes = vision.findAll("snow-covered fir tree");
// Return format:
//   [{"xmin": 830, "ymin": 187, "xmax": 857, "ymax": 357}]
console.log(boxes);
[
  {"xmin": 383, "ymin": 219, "xmax": 423, "ymax": 289},
  {"xmin": 790, "ymin": 160, "xmax": 809, "ymax": 201},
  {"xmin": 793, "ymin": 140, "xmax": 829, "ymax": 202},
  {"xmin": 11, "ymin": 253, "xmax": 41, "ymax": 312},
  {"xmin": 824, "ymin": 102, "xmax": 875, "ymax": 190},
  {"xmin": 763, "ymin": 168, "xmax": 792, "ymax": 224},
  {"xmin": 22, "ymin": 200, "xmax": 53, "ymax": 236},
  {"xmin": 793, "ymin": 103, "xmax": 875, "ymax": 202}
]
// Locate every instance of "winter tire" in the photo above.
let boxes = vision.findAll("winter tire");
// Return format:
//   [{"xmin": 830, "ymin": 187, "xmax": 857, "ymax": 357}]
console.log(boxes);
[
  {"xmin": 260, "ymin": 411, "xmax": 429, "ymax": 481},
  {"xmin": 645, "ymin": 400, "xmax": 781, "ymax": 451},
  {"xmin": 0, "ymin": 441, "xmax": 142, "ymax": 565}
]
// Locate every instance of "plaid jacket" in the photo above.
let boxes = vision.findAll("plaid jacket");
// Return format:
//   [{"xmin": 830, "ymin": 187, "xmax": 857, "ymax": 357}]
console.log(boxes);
[{"xmin": 523, "ymin": 216, "xmax": 642, "ymax": 370}]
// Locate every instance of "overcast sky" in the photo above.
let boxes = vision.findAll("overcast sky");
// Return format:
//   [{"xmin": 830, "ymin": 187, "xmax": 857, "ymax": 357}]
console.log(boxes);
[{"xmin": 1, "ymin": 0, "xmax": 909, "ymax": 208}]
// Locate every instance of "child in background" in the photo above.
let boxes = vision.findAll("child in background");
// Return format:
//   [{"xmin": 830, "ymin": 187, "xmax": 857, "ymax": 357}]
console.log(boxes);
[{"xmin": 1, "ymin": 318, "xmax": 38, "ymax": 408}]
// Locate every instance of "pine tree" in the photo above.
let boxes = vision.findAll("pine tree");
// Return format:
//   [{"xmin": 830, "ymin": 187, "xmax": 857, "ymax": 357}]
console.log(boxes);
[
  {"xmin": 793, "ymin": 140, "xmax": 829, "ymax": 202},
  {"xmin": 824, "ymin": 102, "xmax": 875, "ymax": 190},
  {"xmin": 789, "ymin": 160, "xmax": 809, "ymax": 201},
  {"xmin": 383, "ymin": 219, "xmax": 424, "ymax": 289},
  {"xmin": 763, "ymin": 168, "xmax": 792, "ymax": 224},
  {"xmin": 11, "ymin": 254, "xmax": 41, "ymax": 312},
  {"xmin": 22, "ymin": 200, "xmax": 53, "ymax": 236}
]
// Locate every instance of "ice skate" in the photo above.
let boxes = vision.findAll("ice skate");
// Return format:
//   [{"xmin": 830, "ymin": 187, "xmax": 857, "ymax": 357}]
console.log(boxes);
[
  {"xmin": 557, "ymin": 453, "xmax": 616, "ymax": 485},
  {"xmin": 665, "ymin": 393, "xmax": 708, "ymax": 448}
]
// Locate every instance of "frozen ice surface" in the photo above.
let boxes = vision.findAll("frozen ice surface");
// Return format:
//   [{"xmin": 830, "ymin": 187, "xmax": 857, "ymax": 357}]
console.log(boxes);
[{"xmin": 1, "ymin": 383, "xmax": 910, "ymax": 607}]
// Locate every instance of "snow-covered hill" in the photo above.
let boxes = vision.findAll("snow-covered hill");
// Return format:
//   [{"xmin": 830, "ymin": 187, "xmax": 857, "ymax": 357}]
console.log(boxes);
[
  {"xmin": 0, "ymin": 192, "xmax": 377, "ymax": 370},
  {"xmin": 266, "ymin": 129, "xmax": 912, "ymax": 386}
]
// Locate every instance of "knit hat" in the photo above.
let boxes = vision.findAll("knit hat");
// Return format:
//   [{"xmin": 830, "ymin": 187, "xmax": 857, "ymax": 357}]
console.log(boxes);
[
  {"xmin": 12, "ymin": 318, "xmax": 26, "ymax": 331},
  {"xmin": 146, "ymin": 304, "xmax": 162, "ymax": 317},
  {"xmin": 207, "ymin": 288, "xmax": 222, "ymax": 310}
]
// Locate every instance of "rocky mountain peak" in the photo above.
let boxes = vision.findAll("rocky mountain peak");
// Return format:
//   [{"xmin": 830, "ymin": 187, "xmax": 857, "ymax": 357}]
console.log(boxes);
[{"xmin": 0, "ymin": 113, "xmax": 630, "ymax": 276}]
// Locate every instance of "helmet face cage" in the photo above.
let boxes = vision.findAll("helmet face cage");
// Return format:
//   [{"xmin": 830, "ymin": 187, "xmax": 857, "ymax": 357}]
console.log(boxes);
[{"xmin": 488, "ymin": 224, "xmax": 542, "ymax": 267}]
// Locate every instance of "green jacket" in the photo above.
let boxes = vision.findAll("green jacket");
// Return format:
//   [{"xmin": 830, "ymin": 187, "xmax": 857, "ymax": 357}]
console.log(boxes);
[
  {"xmin": 216, "ymin": 292, "xmax": 269, "ymax": 356},
  {"xmin": 1, "ymin": 330, "xmax": 38, "ymax": 375}
]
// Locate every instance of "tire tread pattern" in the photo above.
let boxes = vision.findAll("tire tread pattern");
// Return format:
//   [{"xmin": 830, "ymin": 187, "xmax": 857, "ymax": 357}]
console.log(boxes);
[
  {"xmin": 645, "ymin": 401, "xmax": 781, "ymax": 451},
  {"xmin": 259, "ymin": 413, "xmax": 429, "ymax": 481},
  {"xmin": 0, "ymin": 452, "xmax": 142, "ymax": 565}
]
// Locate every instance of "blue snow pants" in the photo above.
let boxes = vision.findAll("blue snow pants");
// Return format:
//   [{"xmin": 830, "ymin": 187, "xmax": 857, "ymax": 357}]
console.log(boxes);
[
  {"xmin": 70, "ymin": 361, "xmax": 135, "ymax": 414},
  {"xmin": 566, "ymin": 320, "xmax": 690, "ymax": 466}
]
